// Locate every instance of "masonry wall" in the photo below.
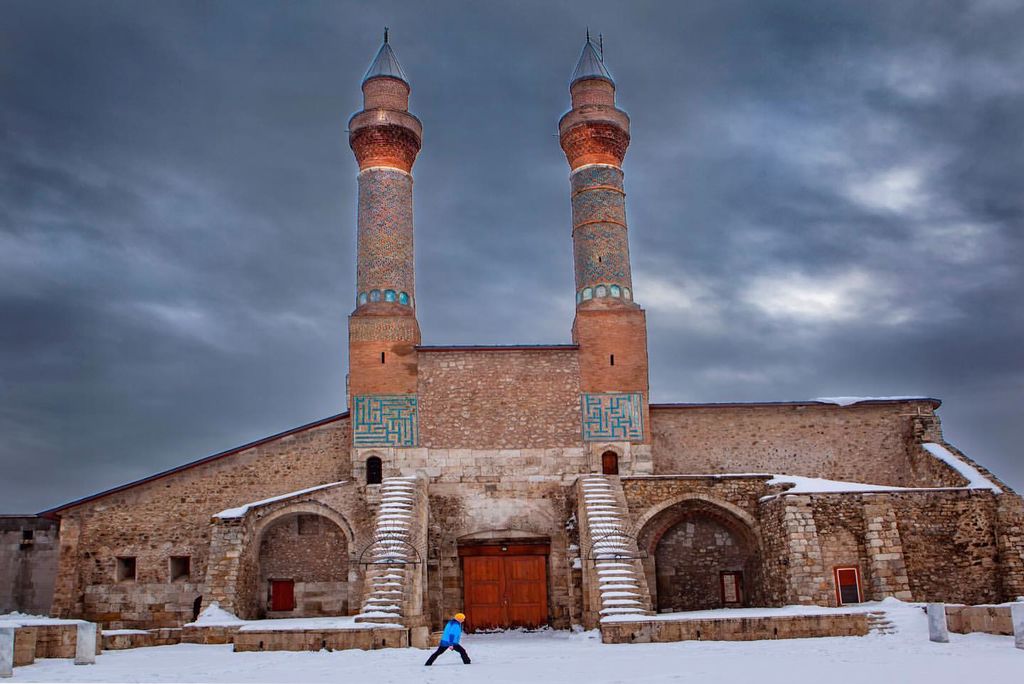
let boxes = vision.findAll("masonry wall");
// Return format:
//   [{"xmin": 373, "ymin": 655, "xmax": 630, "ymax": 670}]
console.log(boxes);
[
  {"xmin": 51, "ymin": 417, "xmax": 352, "ymax": 628},
  {"xmin": 257, "ymin": 513, "xmax": 350, "ymax": 617},
  {"xmin": 0, "ymin": 516, "xmax": 59, "ymax": 614},
  {"xmin": 425, "ymin": 479, "xmax": 578, "ymax": 630},
  {"xmin": 889, "ymin": 490, "xmax": 1002, "ymax": 604},
  {"xmin": 653, "ymin": 516, "xmax": 756, "ymax": 612},
  {"xmin": 649, "ymin": 402, "xmax": 951, "ymax": 487},
  {"xmin": 417, "ymin": 349, "xmax": 582, "ymax": 449}
]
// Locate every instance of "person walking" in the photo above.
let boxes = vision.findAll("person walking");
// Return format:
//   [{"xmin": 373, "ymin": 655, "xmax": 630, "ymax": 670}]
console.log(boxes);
[{"xmin": 424, "ymin": 613, "xmax": 471, "ymax": 666}]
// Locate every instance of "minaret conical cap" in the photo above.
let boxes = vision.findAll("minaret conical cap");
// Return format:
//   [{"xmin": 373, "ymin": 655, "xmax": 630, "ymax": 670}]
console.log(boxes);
[
  {"xmin": 362, "ymin": 36, "xmax": 408, "ymax": 85},
  {"xmin": 570, "ymin": 37, "xmax": 613, "ymax": 86}
]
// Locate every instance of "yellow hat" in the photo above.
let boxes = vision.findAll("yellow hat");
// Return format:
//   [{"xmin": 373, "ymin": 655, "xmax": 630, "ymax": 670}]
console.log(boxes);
[{"xmin": 454, "ymin": 613, "xmax": 466, "ymax": 622}]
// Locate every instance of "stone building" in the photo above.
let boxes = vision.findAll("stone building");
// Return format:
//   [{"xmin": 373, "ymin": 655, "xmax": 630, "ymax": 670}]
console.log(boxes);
[{"xmin": 12, "ymin": 36, "xmax": 1024, "ymax": 637}]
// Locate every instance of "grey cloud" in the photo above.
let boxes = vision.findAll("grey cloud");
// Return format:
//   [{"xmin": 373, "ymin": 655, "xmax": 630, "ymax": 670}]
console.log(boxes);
[{"xmin": 1, "ymin": 0, "xmax": 1022, "ymax": 511}]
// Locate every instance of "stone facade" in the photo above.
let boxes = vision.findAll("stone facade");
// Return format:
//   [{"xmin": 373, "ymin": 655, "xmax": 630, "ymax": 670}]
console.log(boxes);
[
  {"xmin": 6, "ymin": 37, "xmax": 1023, "ymax": 648},
  {"xmin": 0, "ymin": 516, "xmax": 58, "ymax": 614}
]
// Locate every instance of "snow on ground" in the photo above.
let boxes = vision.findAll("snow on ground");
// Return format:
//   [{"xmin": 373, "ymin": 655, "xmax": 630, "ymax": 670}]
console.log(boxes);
[
  {"xmin": 0, "ymin": 612, "xmax": 85, "ymax": 628},
  {"xmin": 9, "ymin": 601, "xmax": 1021, "ymax": 683}
]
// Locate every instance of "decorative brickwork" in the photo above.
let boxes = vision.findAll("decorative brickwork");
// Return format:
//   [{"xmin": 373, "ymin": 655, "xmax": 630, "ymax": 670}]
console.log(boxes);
[
  {"xmin": 348, "ymin": 315, "xmax": 420, "ymax": 342},
  {"xmin": 352, "ymin": 395, "xmax": 419, "ymax": 447},
  {"xmin": 348, "ymin": 123, "xmax": 421, "ymax": 172},
  {"xmin": 571, "ymin": 165, "xmax": 633, "ymax": 302},
  {"xmin": 356, "ymin": 168, "xmax": 415, "ymax": 304},
  {"xmin": 559, "ymin": 122, "xmax": 630, "ymax": 169},
  {"xmin": 581, "ymin": 393, "xmax": 644, "ymax": 441}
]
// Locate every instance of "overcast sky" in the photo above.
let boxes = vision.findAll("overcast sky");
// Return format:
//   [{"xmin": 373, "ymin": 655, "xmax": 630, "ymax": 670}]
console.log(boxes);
[{"xmin": 2, "ymin": 0, "xmax": 1022, "ymax": 512}]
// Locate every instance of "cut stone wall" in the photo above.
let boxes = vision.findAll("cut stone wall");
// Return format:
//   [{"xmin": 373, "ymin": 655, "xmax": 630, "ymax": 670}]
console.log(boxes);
[
  {"xmin": 649, "ymin": 402, "xmax": 948, "ymax": 487},
  {"xmin": 600, "ymin": 612, "xmax": 870, "ymax": 643},
  {"xmin": 257, "ymin": 514, "xmax": 350, "ymax": 617},
  {"xmin": 653, "ymin": 516, "xmax": 757, "ymax": 612},
  {"xmin": 417, "ymin": 349, "xmax": 581, "ymax": 449},
  {"xmin": 425, "ymin": 479, "xmax": 576, "ymax": 630},
  {"xmin": 50, "ymin": 417, "xmax": 353, "ymax": 626},
  {"xmin": 889, "ymin": 490, "xmax": 1002, "ymax": 604},
  {"xmin": 0, "ymin": 516, "xmax": 59, "ymax": 614}
]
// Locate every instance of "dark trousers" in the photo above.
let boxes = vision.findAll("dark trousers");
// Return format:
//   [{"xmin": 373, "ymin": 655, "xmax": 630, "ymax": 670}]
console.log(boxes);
[{"xmin": 424, "ymin": 643, "xmax": 471, "ymax": 665}]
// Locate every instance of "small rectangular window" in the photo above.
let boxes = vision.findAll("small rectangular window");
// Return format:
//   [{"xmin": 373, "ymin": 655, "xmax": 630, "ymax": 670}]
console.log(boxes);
[
  {"xmin": 116, "ymin": 556, "xmax": 137, "ymax": 582},
  {"xmin": 170, "ymin": 556, "xmax": 190, "ymax": 582},
  {"xmin": 381, "ymin": 351, "xmax": 386, "ymax": 364},
  {"xmin": 610, "ymin": 354, "xmax": 615, "ymax": 366},
  {"xmin": 22, "ymin": 529, "xmax": 34, "ymax": 541}
]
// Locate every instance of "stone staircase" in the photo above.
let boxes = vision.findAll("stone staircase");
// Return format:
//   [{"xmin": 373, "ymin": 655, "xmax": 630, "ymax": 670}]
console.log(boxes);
[
  {"xmin": 577, "ymin": 475, "xmax": 653, "ymax": 627},
  {"xmin": 356, "ymin": 476, "xmax": 426, "ymax": 625},
  {"xmin": 866, "ymin": 610, "xmax": 897, "ymax": 635}
]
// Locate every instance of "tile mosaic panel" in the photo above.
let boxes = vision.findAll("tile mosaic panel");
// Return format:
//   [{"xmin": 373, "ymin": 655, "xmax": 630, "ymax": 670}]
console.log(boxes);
[
  {"xmin": 581, "ymin": 392, "xmax": 644, "ymax": 441},
  {"xmin": 352, "ymin": 394, "xmax": 418, "ymax": 447}
]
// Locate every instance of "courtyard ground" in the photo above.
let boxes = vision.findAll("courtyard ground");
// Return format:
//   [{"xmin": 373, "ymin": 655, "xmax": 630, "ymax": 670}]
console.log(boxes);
[{"xmin": 9, "ymin": 601, "xmax": 1021, "ymax": 683}]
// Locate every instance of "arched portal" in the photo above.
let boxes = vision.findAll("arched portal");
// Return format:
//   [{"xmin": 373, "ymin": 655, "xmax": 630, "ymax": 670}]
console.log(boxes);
[
  {"xmin": 637, "ymin": 498, "xmax": 762, "ymax": 612},
  {"xmin": 256, "ymin": 512, "xmax": 350, "ymax": 617}
]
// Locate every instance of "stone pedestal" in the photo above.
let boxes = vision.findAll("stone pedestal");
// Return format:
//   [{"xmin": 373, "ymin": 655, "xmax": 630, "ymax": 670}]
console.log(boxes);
[
  {"xmin": 0, "ymin": 627, "xmax": 13, "ymax": 678},
  {"xmin": 74, "ymin": 622, "xmax": 97, "ymax": 665},
  {"xmin": 1012, "ymin": 602, "xmax": 1024, "ymax": 650},
  {"xmin": 928, "ymin": 603, "xmax": 949, "ymax": 643}
]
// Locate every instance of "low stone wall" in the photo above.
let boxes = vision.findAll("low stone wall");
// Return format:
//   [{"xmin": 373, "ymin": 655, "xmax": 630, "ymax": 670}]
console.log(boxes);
[
  {"xmin": 103, "ymin": 627, "xmax": 183, "ymax": 650},
  {"xmin": 233, "ymin": 626, "xmax": 407, "ymax": 652},
  {"xmin": 600, "ymin": 613, "xmax": 869, "ymax": 644},
  {"xmin": 8, "ymin": 622, "xmax": 102, "ymax": 668},
  {"xmin": 13, "ymin": 628, "xmax": 36, "ymax": 667},
  {"xmin": 102, "ymin": 631, "xmax": 151, "ymax": 650},
  {"xmin": 945, "ymin": 604, "xmax": 1016, "ymax": 636},
  {"xmin": 181, "ymin": 624, "xmax": 242, "ymax": 644}
]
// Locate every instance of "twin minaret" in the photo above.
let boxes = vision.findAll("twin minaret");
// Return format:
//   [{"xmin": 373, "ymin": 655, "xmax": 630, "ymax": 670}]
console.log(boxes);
[{"xmin": 347, "ymin": 34, "xmax": 649, "ymax": 445}]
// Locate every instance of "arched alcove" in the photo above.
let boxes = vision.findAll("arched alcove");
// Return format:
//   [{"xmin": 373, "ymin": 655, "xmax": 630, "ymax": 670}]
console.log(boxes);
[
  {"xmin": 249, "ymin": 507, "xmax": 352, "ymax": 618},
  {"xmin": 636, "ymin": 497, "xmax": 763, "ymax": 612}
]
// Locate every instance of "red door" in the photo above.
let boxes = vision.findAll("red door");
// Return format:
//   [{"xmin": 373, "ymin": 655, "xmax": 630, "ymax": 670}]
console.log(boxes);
[
  {"xmin": 834, "ymin": 567, "xmax": 862, "ymax": 605},
  {"xmin": 461, "ymin": 545, "xmax": 548, "ymax": 631},
  {"xmin": 270, "ymin": 579, "xmax": 295, "ymax": 611},
  {"xmin": 720, "ymin": 571, "xmax": 743, "ymax": 606},
  {"xmin": 601, "ymin": 451, "xmax": 619, "ymax": 475}
]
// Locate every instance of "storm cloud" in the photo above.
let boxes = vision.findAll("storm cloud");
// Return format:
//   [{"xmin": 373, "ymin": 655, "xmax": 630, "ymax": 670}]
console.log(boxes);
[{"xmin": 2, "ymin": 0, "xmax": 1022, "ymax": 511}]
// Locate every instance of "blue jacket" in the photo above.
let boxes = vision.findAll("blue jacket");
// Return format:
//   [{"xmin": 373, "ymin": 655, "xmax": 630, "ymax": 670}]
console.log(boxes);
[{"xmin": 439, "ymin": 619, "xmax": 462, "ymax": 646}]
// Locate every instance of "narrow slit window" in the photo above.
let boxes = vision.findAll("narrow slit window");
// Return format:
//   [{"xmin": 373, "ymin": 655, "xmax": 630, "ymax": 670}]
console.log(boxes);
[
  {"xmin": 610, "ymin": 354, "xmax": 615, "ymax": 366},
  {"xmin": 381, "ymin": 351, "xmax": 386, "ymax": 364}
]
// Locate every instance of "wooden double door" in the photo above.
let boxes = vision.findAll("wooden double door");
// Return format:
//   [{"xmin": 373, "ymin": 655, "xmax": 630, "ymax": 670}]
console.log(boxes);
[{"xmin": 460, "ymin": 544, "xmax": 548, "ymax": 631}]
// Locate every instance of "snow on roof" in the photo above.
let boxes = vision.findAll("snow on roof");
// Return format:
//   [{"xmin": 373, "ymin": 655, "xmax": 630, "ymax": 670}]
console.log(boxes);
[
  {"xmin": 213, "ymin": 481, "xmax": 347, "ymax": 519},
  {"xmin": 922, "ymin": 443, "xmax": 1002, "ymax": 494},
  {"xmin": 763, "ymin": 474, "xmax": 910, "ymax": 499},
  {"xmin": 814, "ymin": 396, "xmax": 930, "ymax": 406}
]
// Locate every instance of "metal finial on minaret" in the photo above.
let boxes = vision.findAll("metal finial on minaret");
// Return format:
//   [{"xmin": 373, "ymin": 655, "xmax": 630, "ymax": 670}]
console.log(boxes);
[
  {"xmin": 598, "ymin": 33, "xmax": 604, "ymax": 60},
  {"xmin": 384, "ymin": 26, "xmax": 389, "ymax": 44},
  {"xmin": 586, "ymin": 27, "xmax": 590, "ymax": 43}
]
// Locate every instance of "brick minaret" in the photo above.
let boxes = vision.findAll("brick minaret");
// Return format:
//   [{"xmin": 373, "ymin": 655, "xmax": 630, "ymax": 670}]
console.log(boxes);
[
  {"xmin": 347, "ymin": 33, "xmax": 422, "ymax": 405},
  {"xmin": 560, "ymin": 36, "xmax": 650, "ymax": 443}
]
